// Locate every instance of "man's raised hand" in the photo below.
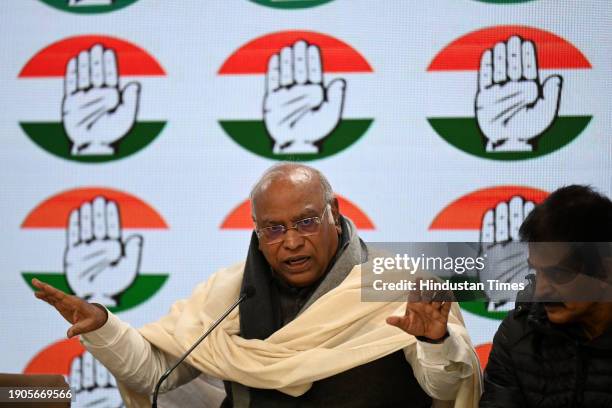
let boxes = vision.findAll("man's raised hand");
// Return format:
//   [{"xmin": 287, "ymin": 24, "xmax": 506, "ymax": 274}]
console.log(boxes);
[
  {"xmin": 32, "ymin": 278, "xmax": 108, "ymax": 338},
  {"xmin": 386, "ymin": 283, "xmax": 451, "ymax": 342}
]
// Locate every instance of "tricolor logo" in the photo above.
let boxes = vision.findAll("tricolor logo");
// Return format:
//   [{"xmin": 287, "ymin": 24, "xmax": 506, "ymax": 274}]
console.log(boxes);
[
  {"xmin": 427, "ymin": 26, "xmax": 591, "ymax": 160},
  {"xmin": 430, "ymin": 186, "xmax": 549, "ymax": 320},
  {"xmin": 39, "ymin": 0, "xmax": 139, "ymax": 14},
  {"xmin": 248, "ymin": 0, "xmax": 335, "ymax": 9},
  {"xmin": 221, "ymin": 195, "xmax": 375, "ymax": 230},
  {"xmin": 218, "ymin": 31, "xmax": 373, "ymax": 161},
  {"xmin": 19, "ymin": 35, "xmax": 166, "ymax": 163},
  {"xmin": 24, "ymin": 338, "xmax": 123, "ymax": 407},
  {"xmin": 21, "ymin": 188, "xmax": 169, "ymax": 313}
]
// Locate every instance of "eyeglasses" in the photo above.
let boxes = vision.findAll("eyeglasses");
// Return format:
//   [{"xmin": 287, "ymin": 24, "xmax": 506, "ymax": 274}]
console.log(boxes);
[
  {"xmin": 256, "ymin": 206, "xmax": 330, "ymax": 245},
  {"xmin": 528, "ymin": 261, "xmax": 581, "ymax": 285}
]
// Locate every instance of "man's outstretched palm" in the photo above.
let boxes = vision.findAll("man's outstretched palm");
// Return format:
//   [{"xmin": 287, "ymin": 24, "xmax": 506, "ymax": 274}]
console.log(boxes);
[
  {"xmin": 62, "ymin": 44, "xmax": 140, "ymax": 155},
  {"xmin": 387, "ymin": 284, "xmax": 451, "ymax": 341},
  {"xmin": 476, "ymin": 36, "xmax": 562, "ymax": 152},
  {"xmin": 32, "ymin": 278, "xmax": 108, "ymax": 338},
  {"xmin": 264, "ymin": 40, "xmax": 346, "ymax": 154}
]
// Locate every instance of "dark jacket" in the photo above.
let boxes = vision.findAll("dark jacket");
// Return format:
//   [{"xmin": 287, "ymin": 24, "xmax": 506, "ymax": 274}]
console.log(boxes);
[{"xmin": 480, "ymin": 283, "xmax": 612, "ymax": 407}]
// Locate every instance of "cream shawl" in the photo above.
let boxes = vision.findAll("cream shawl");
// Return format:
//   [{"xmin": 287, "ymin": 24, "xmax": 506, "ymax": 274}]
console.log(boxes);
[{"xmin": 117, "ymin": 262, "xmax": 482, "ymax": 407}]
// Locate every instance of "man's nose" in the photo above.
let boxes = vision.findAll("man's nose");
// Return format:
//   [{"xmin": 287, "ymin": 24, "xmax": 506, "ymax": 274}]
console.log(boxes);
[
  {"xmin": 534, "ymin": 272, "xmax": 556, "ymax": 301},
  {"xmin": 282, "ymin": 228, "xmax": 304, "ymax": 250}
]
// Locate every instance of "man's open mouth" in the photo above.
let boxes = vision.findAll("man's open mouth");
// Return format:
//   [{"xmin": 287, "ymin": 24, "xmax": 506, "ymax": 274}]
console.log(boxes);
[{"xmin": 284, "ymin": 256, "xmax": 311, "ymax": 269}]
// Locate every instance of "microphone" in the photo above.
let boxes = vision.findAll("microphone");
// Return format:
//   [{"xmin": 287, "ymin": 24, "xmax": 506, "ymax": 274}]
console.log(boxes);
[{"xmin": 151, "ymin": 285, "xmax": 256, "ymax": 408}]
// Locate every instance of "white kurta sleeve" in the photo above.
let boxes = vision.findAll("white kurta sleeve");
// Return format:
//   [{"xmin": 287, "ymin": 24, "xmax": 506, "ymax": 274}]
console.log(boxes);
[
  {"xmin": 80, "ymin": 310, "xmax": 201, "ymax": 394},
  {"xmin": 403, "ymin": 323, "xmax": 477, "ymax": 401}
]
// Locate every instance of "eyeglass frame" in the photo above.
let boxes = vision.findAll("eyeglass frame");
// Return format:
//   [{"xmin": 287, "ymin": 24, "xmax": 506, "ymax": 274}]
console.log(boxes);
[{"xmin": 255, "ymin": 205, "xmax": 332, "ymax": 245}]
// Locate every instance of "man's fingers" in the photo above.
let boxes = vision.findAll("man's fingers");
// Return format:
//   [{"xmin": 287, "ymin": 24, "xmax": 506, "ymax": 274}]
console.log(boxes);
[
  {"xmin": 293, "ymin": 40, "xmax": 308, "ymax": 85},
  {"xmin": 103, "ymin": 48, "xmax": 118, "ymax": 87},
  {"xmin": 307, "ymin": 44, "xmax": 322, "ymax": 84},
  {"xmin": 522, "ymin": 40, "xmax": 538, "ymax": 80},
  {"xmin": 495, "ymin": 201, "xmax": 509, "ymax": 242},
  {"xmin": 407, "ymin": 282, "xmax": 421, "ymax": 303},
  {"xmin": 507, "ymin": 36, "xmax": 522, "ymax": 81},
  {"xmin": 32, "ymin": 278, "xmax": 68, "ymax": 301},
  {"xmin": 80, "ymin": 201, "xmax": 93, "ymax": 242},
  {"xmin": 509, "ymin": 196, "xmax": 524, "ymax": 241},
  {"xmin": 441, "ymin": 301, "xmax": 452, "ymax": 318},
  {"xmin": 493, "ymin": 42, "xmax": 507, "ymax": 84},
  {"xmin": 65, "ymin": 57, "xmax": 78, "ymax": 95},
  {"xmin": 90, "ymin": 44, "xmax": 104, "ymax": 88},
  {"xmin": 93, "ymin": 196, "xmax": 107, "ymax": 240},
  {"xmin": 77, "ymin": 50, "xmax": 90, "ymax": 90},
  {"xmin": 266, "ymin": 54, "xmax": 280, "ymax": 93},
  {"xmin": 280, "ymin": 46, "xmax": 293, "ymax": 87},
  {"xmin": 479, "ymin": 49, "xmax": 493, "ymax": 90},
  {"xmin": 67, "ymin": 318, "xmax": 92, "ymax": 339}
]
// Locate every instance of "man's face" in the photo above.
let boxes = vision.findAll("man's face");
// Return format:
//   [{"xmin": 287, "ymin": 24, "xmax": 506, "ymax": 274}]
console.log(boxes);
[
  {"xmin": 253, "ymin": 175, "xmax": 341, "ymax": 287},
  {"xmin": 529, "ymin": 242, "xmax": 600, "ymax": 325}
]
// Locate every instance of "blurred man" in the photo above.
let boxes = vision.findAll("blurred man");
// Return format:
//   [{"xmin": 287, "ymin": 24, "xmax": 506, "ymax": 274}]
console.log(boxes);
[
  {"xmin": 481, "ymin": 185, "xmax": 612, "ymax": 407},
  {"xmin": 33, "ymin": 163, "xmax": 480, "ymax": 407}
]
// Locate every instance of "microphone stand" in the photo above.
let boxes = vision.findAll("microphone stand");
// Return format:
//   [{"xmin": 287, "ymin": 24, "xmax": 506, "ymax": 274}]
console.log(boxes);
[{"xmin": 151, "ymin": 288, "xmax": 253, "ymax": 408}]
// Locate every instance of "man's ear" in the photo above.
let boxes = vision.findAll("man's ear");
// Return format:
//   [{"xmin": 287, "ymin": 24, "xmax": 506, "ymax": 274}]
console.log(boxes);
[
  {"xmin": 253, "ymin": 217, "xmax": 263, "ymax": 250},
  {"xmin": 330, "ymin": 197, "xmax": 341, "ymax": 234}
]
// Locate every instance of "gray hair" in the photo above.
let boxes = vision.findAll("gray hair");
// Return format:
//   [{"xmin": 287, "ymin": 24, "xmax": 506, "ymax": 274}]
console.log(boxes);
[{"xmin": 249, "ymin": 163, "xmax": 334, "ymax": 219}]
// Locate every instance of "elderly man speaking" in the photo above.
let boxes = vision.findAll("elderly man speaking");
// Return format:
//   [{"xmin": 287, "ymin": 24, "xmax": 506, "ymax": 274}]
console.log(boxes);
[{"xmin": 32, "ymin": 164, "xmax": 481, "ymax": 407}]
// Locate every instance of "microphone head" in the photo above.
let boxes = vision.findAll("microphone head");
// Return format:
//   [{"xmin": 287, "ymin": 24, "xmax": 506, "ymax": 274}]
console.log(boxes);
[{"xmin": 243, "ymin": 285, "xmax": 256, "ymax": 299}]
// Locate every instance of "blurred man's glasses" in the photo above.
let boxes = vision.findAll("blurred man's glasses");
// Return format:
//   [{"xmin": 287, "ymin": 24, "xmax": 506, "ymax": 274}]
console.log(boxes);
[
  {"xmin": 256, "ymin": 206, "xmax": 330, "ymax": 245},
  {"xmin": 528, "ymin": 260, "xmax": 580, "ymax": 285}
]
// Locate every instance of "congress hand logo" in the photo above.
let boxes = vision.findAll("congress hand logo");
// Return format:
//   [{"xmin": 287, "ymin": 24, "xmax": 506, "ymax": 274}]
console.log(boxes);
[
  {"xmin": 264, "ymin": 40, "xmax": 346, "ymax": 154},
  {"xmin": 70, "ymin": 351, "xmax": 124, "ymax": 408},
  {"xmin": 478, "ymin": 196, "xmax": 534, "ymax": 311},
  {"xmin": 63, "ymin": 44, "xmax": 140, "ymax": 156},
  {"xmin": 65, "ymin": 197, "xmax": 142, "ymax": 307},
  {"xmin": 476, "ymin": 36, "xmax": 562, "ymax": 152}
]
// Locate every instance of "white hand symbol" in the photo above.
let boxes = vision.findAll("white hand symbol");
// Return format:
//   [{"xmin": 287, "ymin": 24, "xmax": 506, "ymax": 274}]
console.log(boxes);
[
  {"xmin": 479, "ymin": 196, "xmax": 535, "ymax": 311},
  {"xmin": 64, "ymin": 196, "xmax": 142, "ymax": 307},
  {"xmin": 62, "ymin": 44, "xmax": 140, "ymax": 155},
  {"xmin": 68, "ymin": 0, "xmax": 114, "ymax": 6},
  {"xmin": 70, "ymin": 352, "xmax": 124, "ymax": 408},
  {"xmin": 476, "ymin": 36, "xmax": 562, "ymax": 152},
  {"xmin": 264, "ymin": 40, "xmax": 346, "ymax": 154}
]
